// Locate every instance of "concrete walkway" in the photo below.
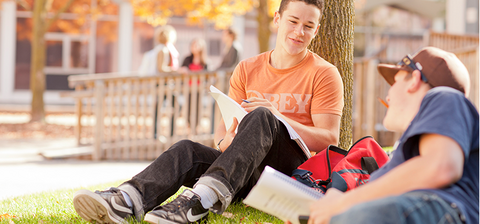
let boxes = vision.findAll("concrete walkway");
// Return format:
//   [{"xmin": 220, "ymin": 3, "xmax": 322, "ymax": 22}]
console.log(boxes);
[{"xmin": 0, "ymin": 138, "xmax": 151, "ymax": 201}]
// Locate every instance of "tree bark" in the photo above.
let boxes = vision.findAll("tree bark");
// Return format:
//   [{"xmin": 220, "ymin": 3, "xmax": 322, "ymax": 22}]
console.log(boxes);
[
  {"xmin": 256, "ymin": 0, "xmax": 271, "ymax": 53},
  {"xmin": 30, "ymin": 0, "xmax": 47, "ymax": 122},
  {"xmin": 309, "ymin": 0, "xmax": 355, "ymax": 149},
  {"xmin": 29, "ymin": 0, "xmax": 75, "ymax": 122}
]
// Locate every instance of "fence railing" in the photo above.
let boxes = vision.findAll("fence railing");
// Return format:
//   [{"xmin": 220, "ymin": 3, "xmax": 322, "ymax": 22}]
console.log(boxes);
[
  {"xmin": 63, "ymin": 70, "xmax": 232, "ymax": 160},
  {"xmin": 352, "ymin": 58, "xmax": 402, "ymax": 146},
  {"xmin": 427, "ymin": 31, "xmax": 479, "ymax": 52}
]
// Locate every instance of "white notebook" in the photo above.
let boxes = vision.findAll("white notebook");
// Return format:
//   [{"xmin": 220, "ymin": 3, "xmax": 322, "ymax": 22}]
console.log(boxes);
[
  {"xmin": 243, "ymin": 166, "xmax": 324, "ymax": 224},
  {"xmin": 209, "ymin": 85, "xmax": 311, "ymax": 158}
]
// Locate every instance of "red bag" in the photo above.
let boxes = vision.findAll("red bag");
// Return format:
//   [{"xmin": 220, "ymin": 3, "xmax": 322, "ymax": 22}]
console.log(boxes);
[{"xmin": 292, "ymin": 136, "xmax": 389, "ymax": 193}]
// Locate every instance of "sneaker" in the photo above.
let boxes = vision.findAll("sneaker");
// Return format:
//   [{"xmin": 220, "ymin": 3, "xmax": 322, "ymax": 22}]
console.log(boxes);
[
  {"xmin": 144, "ymin": 189, "xmax": 209, "ymax": 224},
  {"xmin": 73, "ymin": 187, "xmax": 133, "ymax": 223}
]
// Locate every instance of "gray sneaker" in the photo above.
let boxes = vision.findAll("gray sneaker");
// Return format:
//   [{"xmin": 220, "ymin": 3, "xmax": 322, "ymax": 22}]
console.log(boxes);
[
  {"xmin": 73, "ymin": 187, "xmax": 133, "ymax": 223},
  {"xmin": 144, "ymin": 189, "xmax": 209, "ymax": 224}
]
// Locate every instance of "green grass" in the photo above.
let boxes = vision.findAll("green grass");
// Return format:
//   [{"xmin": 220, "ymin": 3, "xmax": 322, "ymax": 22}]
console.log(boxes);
[
  {"xmin": 0, "ymin": 180, "xmax": 282, "ymax": 224},
  {"xmin": 1, "ymin": 147, "xmax": 395, "ymax": 223}
]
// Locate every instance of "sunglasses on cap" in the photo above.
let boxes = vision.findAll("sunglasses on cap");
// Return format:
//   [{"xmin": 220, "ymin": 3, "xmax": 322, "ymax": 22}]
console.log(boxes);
[{"xmin": 397, "ymin": 55, "xmax": 428, "ymax": 83}]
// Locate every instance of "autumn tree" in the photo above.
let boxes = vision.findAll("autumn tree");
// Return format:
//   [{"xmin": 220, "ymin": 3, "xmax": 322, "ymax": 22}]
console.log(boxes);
[
  {"xmin": 131, "ymin": 0, "xmax": 255, "ymax": 28},
  {"xmin": 29, "ymin": 0, "xmax": 72, "ymax": 122},
  {"xmin": 256, "ymin": 0, "xmax": 279, "ymax": 53},
  {"xmin": 3, "ymin": 0, "xmax": 118, "ymax": 122},
  {"xmin": 310, "ymin": 0, "xmax": 355, "ymax": 149}
]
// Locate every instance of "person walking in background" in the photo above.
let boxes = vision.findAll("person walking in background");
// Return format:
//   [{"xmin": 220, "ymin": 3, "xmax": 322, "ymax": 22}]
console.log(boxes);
[
  {"xmin": 179, "ymin": 38, "xmax": 209, "ymax": 73},
  {"xmin": 138, "ymin": 25, "xmax": 179, "ymax": 75},
  {"xmin": 217, "ymin": 28, "xmax": 240, "ymax": 70}
]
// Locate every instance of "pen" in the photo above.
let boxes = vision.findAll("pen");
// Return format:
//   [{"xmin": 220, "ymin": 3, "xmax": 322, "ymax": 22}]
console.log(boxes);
[
  {"xmin": 242, "ymin": 99, "xmax": 251, "ymax": 103},
  {"xmin": 378, "ymin": 97, "xmax": 389, "ymax": 108}
]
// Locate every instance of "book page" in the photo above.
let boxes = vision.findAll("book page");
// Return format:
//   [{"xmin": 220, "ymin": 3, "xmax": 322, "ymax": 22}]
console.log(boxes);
[
  {"xmin": 243, "ymin": 166, "xmax": 323, "ymax": 224},
  {"xmin": 209, "ymin": 85, "xmax": 247, "ymax": 132}
]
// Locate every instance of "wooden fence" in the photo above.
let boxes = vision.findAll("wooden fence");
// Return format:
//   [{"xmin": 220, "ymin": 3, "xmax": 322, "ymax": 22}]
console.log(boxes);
[
  {"xmin": 63, "ymin": 70, "xmax": 232, "ymax": 160},
  {"xmin": 353, "ymin": 31, "xmax": 479, "ymax": 146},
  {"xmin": 65, "ymin": 31, "xmax": 477, "ymax": 159},
  {"xmin": 426, "ymin": 31, "xmax": 479, "ymax": 52}
]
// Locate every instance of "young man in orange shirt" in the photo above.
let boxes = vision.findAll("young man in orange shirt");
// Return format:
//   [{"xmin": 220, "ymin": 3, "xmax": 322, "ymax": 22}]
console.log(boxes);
[{"xmin": 73, "ymin": 0, "xmax": 343, "ymax": 223}]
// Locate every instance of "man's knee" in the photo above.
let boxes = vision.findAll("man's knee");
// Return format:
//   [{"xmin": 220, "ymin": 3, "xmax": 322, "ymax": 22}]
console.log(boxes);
[
  {"xmin": 164, "ymin": 139, "xmax": 197, "ymax": 155},
  {"xmin": 247, "ymin": 107, "xmax": 275, "ymax": 120}
]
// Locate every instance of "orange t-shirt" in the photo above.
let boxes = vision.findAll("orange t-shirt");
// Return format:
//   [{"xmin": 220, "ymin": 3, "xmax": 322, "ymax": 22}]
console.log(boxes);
[{"xmin": 228, "ymin": 50, "xmax": 344, "ymax": 127}]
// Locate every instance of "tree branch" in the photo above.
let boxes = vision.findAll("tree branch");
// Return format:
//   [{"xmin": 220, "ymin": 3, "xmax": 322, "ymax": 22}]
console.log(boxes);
[
  {"xmin": 45, "ymin": 0, "xmax": 54, "ymax": 11},
  {"xmin": 44, "ymin": 0, "xmax": 75, "ymax": 31},
  {"xmin": 14, "ymin": 0, "xmax": 31, "ymax": 11}
]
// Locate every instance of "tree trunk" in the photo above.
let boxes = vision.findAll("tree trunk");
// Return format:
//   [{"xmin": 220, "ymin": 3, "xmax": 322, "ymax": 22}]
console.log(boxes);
[
  {"xmin": 256, "ymin": 0, "xmax": 271, "ymax": 53},
  {"xmin": 30, "ymin": 0, "xmax": 47, "ymax": 122},
  {"xmin": 309, "ymin": 0, "xmax": 355, "ymax": 149}
]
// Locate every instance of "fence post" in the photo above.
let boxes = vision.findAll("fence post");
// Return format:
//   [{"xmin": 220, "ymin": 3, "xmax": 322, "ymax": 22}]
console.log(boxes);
[
  {"xmin": 365, "ymin": 59, "xmax": 378, "ymax": 140},
  {"xmin": 94, "ymin": 80, "xmax": 105, "ymax": 161},
  {"xmin": 353, "ymin": 61, "xmax": 363, "ymax": 141},
  {"xmin": 75, "ymin": 85, "xmax": 83, "ymax": 146}
]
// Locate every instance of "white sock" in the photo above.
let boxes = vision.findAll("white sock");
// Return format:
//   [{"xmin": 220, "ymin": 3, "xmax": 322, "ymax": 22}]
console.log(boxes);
[
  {"xmin": 192, "ymin": 184, "xmax": 218, "ymax": 209},
  {"xmin": 120, "ymin": 190, "xmax": 133, "ymax": 207}
]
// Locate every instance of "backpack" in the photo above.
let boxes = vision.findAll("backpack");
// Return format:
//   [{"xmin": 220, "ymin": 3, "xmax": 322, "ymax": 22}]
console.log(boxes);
[{"xmin": 292, "ymin": 136, "xmax": 389, "ymax": 193}]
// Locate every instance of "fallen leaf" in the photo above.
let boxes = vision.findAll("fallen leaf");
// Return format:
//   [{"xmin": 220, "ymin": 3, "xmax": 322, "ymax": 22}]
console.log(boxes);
[
  {"xmin": 0, "ymin": 214, "xmax": 16, "ymax": 220},
  {"xmin": 221, "ymin": 212, "xmax": 234, "ymax": 218}
]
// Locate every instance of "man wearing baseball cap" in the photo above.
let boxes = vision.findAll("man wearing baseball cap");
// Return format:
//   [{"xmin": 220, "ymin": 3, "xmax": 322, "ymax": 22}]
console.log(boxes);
[{"xmin": 305, "ymin": 47, "xmax": 478, "ymax": 224}]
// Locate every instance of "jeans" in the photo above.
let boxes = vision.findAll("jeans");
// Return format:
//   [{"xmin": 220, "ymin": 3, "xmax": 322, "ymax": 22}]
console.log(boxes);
[
  {"xmin": 121, "ymin": 107, "xmax": 308, "ymax": 214},
  {"xmin": 330, "ymin": 191, "xmax": 466, "ymax": 224}
]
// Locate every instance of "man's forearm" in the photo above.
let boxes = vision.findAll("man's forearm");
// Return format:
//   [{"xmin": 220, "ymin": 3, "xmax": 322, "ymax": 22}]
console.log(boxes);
[
  {"xmin": 337, "ymin": 153, "xmax": 461, "ymax": 212},
  {"xmin": 279, "ymin": 114, "xmax": 340, "ymax": 152}
]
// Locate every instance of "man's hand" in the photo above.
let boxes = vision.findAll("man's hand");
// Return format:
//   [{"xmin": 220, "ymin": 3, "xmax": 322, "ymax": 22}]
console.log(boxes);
[
  {"xmin": 218, "ymin": 117, "xmax": 238, "ymax": 152},
  {"xmin": 241, "ymin": 97, "xmax": 281, "ymax": 117},
  {"xmin": 308, "ymin": 188, "xmax": 346, "ymax": 224}
]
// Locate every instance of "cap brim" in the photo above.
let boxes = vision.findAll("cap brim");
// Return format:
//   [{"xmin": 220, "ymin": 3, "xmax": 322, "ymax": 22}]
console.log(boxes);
[{"xmin": 377, "ymin": 64, "xmax": 408, "ymax": 85}]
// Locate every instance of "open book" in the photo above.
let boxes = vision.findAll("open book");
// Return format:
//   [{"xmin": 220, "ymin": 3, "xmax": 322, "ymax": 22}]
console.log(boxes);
[
  {"xmin": 209, "ymin": 85, "xmax": 311, "ymax": 158},
  {"xmin": 243, "ymin": 166, "xmax": 324, "ymax": 224}
]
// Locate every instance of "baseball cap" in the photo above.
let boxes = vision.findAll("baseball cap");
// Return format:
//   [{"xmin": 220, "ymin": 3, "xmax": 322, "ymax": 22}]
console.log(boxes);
[{"xmin": 377, "ymin": 47, "xmax": 470, "ymax": 96}]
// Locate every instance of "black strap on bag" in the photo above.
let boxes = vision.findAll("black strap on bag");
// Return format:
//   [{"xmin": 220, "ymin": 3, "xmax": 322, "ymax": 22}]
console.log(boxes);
[
  {"xmin": 291, "ymin": 169, "xmax": 327, "ymax": 193},
  {"xmin": 361, "ymin": 157, "xmax": 379, "ymax": 174}
]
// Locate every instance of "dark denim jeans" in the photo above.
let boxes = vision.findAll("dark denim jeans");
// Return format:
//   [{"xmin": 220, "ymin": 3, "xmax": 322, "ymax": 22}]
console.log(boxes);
[
  {"xmin": 122, "ymin": 107, "xmax": 308, "ymax": 213},
  {"xmin": 331, "ymin": 191, "xmax": 466, "ymax": 224}
]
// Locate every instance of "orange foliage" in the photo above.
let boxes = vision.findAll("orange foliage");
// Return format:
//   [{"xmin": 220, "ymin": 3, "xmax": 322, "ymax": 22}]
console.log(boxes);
[
  {"xmin": 9, "ymin": 0, "xmax": 282, "ymax": 42},
  {"xmin": 7, "ymin": 0, "xmax": 283, "ymax": 43},
  {"xmin": 130, "ymin": 0, "xmax": 257, "ymax": 29},
  {"xmin": 12, "ymin": 0, "xmax": 118, "ymax": 41}
]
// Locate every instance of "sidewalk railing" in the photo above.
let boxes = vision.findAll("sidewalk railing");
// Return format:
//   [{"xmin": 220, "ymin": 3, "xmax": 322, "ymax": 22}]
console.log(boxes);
[{"xmin": 63, "ymin": 70, "xmax": 232, "ymax": 160}]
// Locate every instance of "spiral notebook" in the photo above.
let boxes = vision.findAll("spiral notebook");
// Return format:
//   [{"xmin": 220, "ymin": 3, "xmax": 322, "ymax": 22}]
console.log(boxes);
[
  {"xmin": 243, "ymin": 166, "xmax": 324, "ymax": 224},
  {"xmin": 209, "ymin": 85, "xmax": 311, "ymax": 158}
]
